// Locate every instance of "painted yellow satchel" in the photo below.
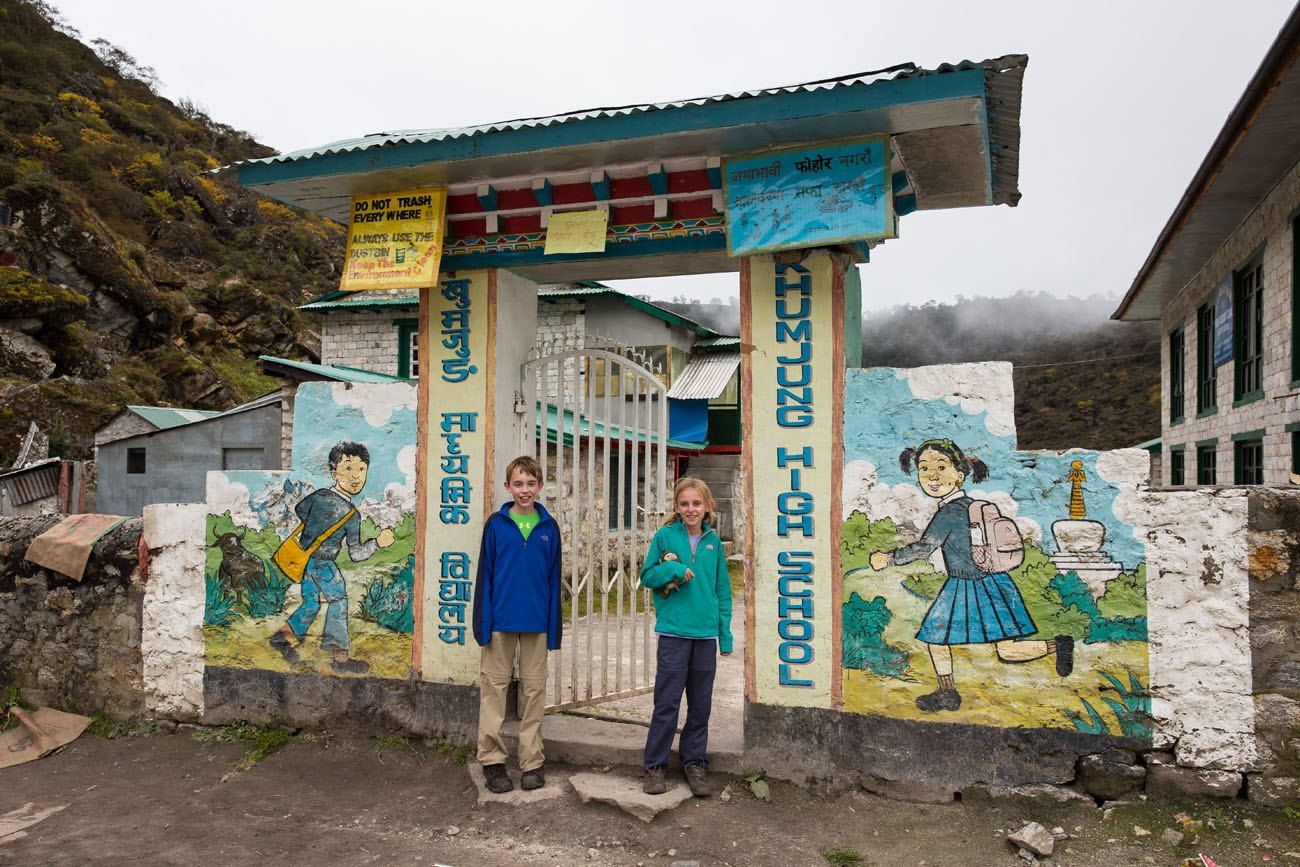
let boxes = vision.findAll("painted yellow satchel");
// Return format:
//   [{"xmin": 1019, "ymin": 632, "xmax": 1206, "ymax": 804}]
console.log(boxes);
[{"xmin": 273, "ymin": 508, "xmax": 356, "ymax": 583}]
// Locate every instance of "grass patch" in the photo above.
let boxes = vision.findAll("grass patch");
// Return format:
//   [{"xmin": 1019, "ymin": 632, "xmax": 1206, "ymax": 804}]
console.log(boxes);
[
  {"xmin": 192, "ymin": 720, "xmax": 303, "ymax": 771},
  {"xmin": 374, "ymin": 734, "xmax": 425, "ymax": 765},
  {"xmin": 0, "ymin": 684, "xmax": 19, "ymax": 733},
  {"xmin": 431, "ymin": 739, "xmax": 474, "ymax": 765},
  {"xmin": 87, "ymin": 715, "xmax": 160, "ymax": 739},
  {"xmin": 823, "ymin": 846, "xmax": 864, "ymax": 866}
]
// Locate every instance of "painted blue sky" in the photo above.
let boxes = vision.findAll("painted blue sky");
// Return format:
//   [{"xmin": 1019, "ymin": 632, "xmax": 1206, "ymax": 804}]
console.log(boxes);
[
  {"xmin": 290, "ymin": 383, "xmax": 415, "ymax": 495},
  {"xmin": 844, "ymin": 368, "xmax": 1145, "ymax": 571}
]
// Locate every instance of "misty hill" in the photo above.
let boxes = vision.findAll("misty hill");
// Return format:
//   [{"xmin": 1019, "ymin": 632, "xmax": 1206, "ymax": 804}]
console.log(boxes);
[
  {"xmin": 861, "ymin": 293, "xmax": 1159, "ymax": 451},
  {"xmin": 0, "ymin": 0, "xmax": 343, "ymax": 464},
  {"xmin": 660, "ymin": 291, "xmax": 1160, "ymax": 452}
]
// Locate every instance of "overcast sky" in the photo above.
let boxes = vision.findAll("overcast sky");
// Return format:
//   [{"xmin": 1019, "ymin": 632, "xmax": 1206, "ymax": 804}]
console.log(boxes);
[{"xmin": 49, "ymin": 0, "xmax": 1296, "ymax": 311}]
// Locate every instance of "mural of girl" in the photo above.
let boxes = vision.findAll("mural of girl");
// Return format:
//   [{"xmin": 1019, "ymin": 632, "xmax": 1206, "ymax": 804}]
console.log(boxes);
[{"xmin": 868, "ymin": 438, "xmax": 1075, "ymax": 713}]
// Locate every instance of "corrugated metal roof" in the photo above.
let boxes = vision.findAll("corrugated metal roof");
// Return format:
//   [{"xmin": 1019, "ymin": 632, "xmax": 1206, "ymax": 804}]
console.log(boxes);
[
  {"xmin": 259, "ymin": 355, "xmax": 411, "ymax": 383},
  {"xmin": 666, "ymin": 352, "xmax": 741, "ymax": 400},
  {"xmin": 538, "ymin": 404, "xmax": 703, "ymax": 451},
  {"xmin": 219, "ymin": 57, "xmax": 1025, "ymax": 188},
  {"xmin": 693, "ymin": 336, "xmax": 740, "ymax": 351},
  {"xmin": 299, "ymin": 295, "xmax": 418, "ymax": 311},
  {"xmin": 539, "ymin": 284, "xmax": 718, "ymax": 337},
  {"xmin": 126, "ymin": 406, "xmax": 221, "ymax": 430}
]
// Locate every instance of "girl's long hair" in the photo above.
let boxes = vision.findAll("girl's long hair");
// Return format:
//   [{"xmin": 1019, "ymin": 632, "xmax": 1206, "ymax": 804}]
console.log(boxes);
[{"xmin": 663, "ymin": 476, "xmax": 717, "ymax": 529}]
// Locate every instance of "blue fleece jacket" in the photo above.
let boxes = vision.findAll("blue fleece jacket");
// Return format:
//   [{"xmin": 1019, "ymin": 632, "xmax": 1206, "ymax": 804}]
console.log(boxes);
[{"xmin": 472, "ymin": 501, "xmax": 563, "ymax": 650}]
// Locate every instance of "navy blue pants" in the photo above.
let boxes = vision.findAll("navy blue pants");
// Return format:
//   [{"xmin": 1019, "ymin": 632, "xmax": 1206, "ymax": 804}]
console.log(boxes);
[{"xmin": 643, "ymin": 635, "xmax": 717, "ymax": 770}]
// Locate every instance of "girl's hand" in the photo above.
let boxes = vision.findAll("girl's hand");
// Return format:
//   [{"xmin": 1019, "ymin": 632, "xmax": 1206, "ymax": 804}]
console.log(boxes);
[
  {"xmin": 682, "ymin": 568, "xmax": 695, "ymax": 583},
  {"xmin": 377, "ymin": 528, "xmax": 396, "ymax": 548},
  {"xmin": 869, "ymin": 551, "xmax": 889, "ymax": 571}
]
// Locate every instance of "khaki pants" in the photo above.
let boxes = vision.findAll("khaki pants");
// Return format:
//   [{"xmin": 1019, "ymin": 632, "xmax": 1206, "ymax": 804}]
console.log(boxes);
[{"xmin": 477, "ymin": 631, "xmax": 549, "ymax": 771}]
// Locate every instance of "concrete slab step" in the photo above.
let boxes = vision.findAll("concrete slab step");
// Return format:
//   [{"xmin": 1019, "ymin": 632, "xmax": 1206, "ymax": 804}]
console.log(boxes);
[{"xmin": 501, "ymin": 713, "xmax": 745, "ymax": 776}]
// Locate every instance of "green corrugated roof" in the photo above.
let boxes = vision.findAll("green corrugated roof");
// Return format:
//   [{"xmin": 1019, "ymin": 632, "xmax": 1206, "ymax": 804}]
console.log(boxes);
[
  {"xmin": 693, "ymin": 335, "xmax": 740, "ymax": 350},
  {"xmin": 126, "ymin": 405, "xmax": 221, "ymax": 430},
  {"xmin": 259, "ymin": 356, "xmax": 411, "ymax": 383},
  {"xmin": 298, "ymin": 293, "xmax": 418, "ymax": 312},
  {"xmin": 539, "ymin": 404, "xmax": 703, "ymax": 451}
]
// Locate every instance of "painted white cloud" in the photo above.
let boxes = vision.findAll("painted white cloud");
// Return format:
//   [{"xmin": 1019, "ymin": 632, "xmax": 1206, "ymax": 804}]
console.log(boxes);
[
  {"xmin": 330, "ymin": 382, "xmax": 418, "ymax": 427},
  {"xmin": 896, "ymin": 362, "xmax": 1016, "ymax": 438},
  {"xmin": 1095, "ymin": 447, "xmax": 1153, "ymax": 547},
  {"xmin": 205, "ymin": 472, "xmax": 258, "ymax": 530},
  {"xmin": 397, "ymin": 444, "xmax": 417, "ymax": 489}
]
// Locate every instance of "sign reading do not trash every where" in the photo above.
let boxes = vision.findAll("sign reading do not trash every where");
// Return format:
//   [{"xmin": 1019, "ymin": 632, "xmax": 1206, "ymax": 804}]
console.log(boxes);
[{"xmin": 341, "ymin": 188, "xmax": 447, "ymax": 292}]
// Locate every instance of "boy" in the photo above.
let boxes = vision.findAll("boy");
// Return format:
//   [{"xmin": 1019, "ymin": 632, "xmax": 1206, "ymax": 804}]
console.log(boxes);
[
  {"xmin": 270, "ymin": 440, "xmax": 394, "ymax": 674},
  {"xmin": 472, "ymin": 455, "xmax": 562, "ymax": 793}
]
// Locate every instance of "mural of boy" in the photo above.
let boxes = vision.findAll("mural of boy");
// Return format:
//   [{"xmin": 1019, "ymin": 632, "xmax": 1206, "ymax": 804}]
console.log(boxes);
[
  {"xmin": 869, "ymin": 438, "xmax": 1074, "ymax": 713},
  {"xmin": 269, "ymin": 441, "xmax": 395, "ymax": 674}
]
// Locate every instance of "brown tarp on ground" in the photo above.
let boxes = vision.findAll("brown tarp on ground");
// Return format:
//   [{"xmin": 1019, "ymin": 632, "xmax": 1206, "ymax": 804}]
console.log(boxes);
[
  {"xmin": 23, "ymin": 514, "xmax": 126, "ymax": 581},
  {"xmin": 0, "ymin": 707, "xmax": 93, "ymax": 770}
]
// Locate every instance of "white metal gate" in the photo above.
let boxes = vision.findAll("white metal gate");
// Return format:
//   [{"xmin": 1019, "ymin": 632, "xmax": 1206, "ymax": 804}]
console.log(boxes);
[{"xmin": 516, "ymin": 335, "xmax": 669, "ymax": 711}]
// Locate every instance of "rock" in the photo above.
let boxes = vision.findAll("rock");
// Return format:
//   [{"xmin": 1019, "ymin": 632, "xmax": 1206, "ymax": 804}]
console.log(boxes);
[
  {"xmin": 467, "ymin": 763, "xmax": 566, "ymax": 807},
  {"xmin": 445, "ymin": 826, "xmax": 459, "ymax": 836},
  {"xmin": 963, "ymin": 783, "xmax": 1092, "ymax": 804},
  {"xmin": 0, "ymin": 326, "xmax": 55, "ymax": 378},
  {"xmin": 1133, "ymin": 825, "xmax": 1150, "ymax": 837},
  {"xmin": 1146, "ymin": 765, "xmax": 1242, "ymax": 798},
  {"xmin": 1078, "ymin": 753, "xmax": 1147, "ymax": 801},
  {"xmin": 1050, "ymin": 827, "xmax": 1068, "ymax": 841},
  {"xmin": 858, "ymin": 772, "xmax": 956, "ymax": 804},
  {"xmin": 1161, "ymin": 829, "xmax": 1184, "ymax": 846},
  {"xmin": 1007, "ymin": 822, "xmax": 1055, "ymax": 857},
  {"xmin": 0, "ymin": 317, "xmax": 44, "ymax": 333},
  {"xmin": 1247, "ymin": 774, "xmax": 1300, "ymax": 807},
  {"xmin": 569, "ymin": 773, "xmax": 691, "ymax": 823},
  {"xmin": 185, "ymin": 312, "xmax": 222, "ymax": 345},
  {"xmin": 1017, "ymin": 849, "xmax": 1038, "ymax": 864}
]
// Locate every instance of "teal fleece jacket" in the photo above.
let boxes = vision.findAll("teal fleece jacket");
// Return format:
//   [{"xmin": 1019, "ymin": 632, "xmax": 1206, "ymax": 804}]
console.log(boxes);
[{"xmin": 639, "ymin": 519, "xmax": 733, "ymax": 654}]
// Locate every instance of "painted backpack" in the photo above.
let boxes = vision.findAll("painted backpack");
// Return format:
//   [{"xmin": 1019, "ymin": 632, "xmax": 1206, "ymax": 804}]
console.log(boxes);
[{"xmin": 967, "ymin": 500, "xmax": 1024, "ymax": 573}]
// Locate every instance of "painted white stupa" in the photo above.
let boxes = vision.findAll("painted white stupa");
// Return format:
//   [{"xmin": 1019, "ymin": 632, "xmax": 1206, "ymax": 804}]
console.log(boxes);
[{"xmin": 1048, "ymin": 460, "xmax": 1123, "ymax": 598}]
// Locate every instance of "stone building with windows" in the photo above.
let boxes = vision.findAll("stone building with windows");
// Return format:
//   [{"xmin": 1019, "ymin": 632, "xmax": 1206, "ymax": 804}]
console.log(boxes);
[{"xmin": 1114, "ymin": 6, "xmax": 1299, "ymax": 487}]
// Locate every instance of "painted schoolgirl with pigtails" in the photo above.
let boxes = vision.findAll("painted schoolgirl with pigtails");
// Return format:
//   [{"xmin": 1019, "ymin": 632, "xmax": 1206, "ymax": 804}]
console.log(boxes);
[{"xmin": 869, "ymin": 438, "xmax": 1074, "ymax": 713}]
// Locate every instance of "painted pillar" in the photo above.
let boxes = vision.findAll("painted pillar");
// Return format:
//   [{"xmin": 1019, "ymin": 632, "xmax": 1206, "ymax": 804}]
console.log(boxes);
[
  {"xmin": 741, "ymin": 249, "xmax": 858, "ymax": 709},
  {"xmin": 414, "ymin": 269, "xmax": 538, "ymax": 684}
]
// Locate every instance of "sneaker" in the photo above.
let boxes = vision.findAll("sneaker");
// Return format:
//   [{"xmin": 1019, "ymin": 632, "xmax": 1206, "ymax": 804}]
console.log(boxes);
[
  {"xmin": 268, "ymin": 630, "xmax": 300, "ymax": 664},
  {"xmin": 330, "ymin": 656, "xmax": 371, "ymax": 675},
  {"xmin": 483, "ymin": 763, "xmax": 514, "ymax": 794},
  {"xmin": 1054, "ymin": 635, "xmax": 1075, "ymax": 677},
  {"xmin": 520, "ymin": 766, "xmax": 546, "ymax": 790},
  {"xmin": 914, "ymin": 687, "xmax": 962, "ymax": 713},
  {"xmin": 643, "ymin": 766, "xmax": 667, "ymax": 795},
  {"xmin": 683, "ymin": 762, "xmax": 712, "ymax": 797}
]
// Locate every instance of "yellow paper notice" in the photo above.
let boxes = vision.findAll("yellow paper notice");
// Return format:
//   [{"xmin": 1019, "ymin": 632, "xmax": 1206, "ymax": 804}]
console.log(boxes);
[
  {"xmin": 544, "ymin": 209, "xmax": 609, "ymax": 254},
  {"xmin": 340, "ymin": 187, "xmax": 446, "ymax": 292}
]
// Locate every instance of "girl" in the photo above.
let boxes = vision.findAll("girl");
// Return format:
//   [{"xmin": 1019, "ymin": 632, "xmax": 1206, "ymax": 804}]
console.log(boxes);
[
  {"xmin": 869, "ymin": 438, "xmax": 1073, "ymax": 713},
  {"xmin": 639, "ymin": 477, "xmax": 732, "ymax": 797}
]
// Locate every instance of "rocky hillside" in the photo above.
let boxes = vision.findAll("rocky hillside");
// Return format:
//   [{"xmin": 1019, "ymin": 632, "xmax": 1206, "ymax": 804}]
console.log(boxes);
[{"xmin": 0, "ymin": 0, "xmax": 344, "ymax": 464}]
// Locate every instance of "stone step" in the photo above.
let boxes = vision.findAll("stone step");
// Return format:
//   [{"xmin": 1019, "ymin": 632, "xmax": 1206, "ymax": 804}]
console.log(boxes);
[{"xmin": 501, "ymin": 713, "xmax": 745, "ymax": 776}]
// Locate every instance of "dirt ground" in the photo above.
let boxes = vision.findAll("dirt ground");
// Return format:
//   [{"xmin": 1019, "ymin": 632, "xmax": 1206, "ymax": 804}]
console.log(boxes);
[{"xmin": 1, "ymin": 729, "xmax": 1298, "ymax": 866}]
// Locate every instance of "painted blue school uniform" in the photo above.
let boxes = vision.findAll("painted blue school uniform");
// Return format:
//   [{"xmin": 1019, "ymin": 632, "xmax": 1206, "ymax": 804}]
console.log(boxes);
[{"xmin": 892, "ymin": 491, "xmax": 1036, "ymax": 645}]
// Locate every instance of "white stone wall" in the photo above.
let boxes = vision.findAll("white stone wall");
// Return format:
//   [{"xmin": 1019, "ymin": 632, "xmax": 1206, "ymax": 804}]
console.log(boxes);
[
  {"xmin": 1160, "ymin": 159, "xmax": 1299, "ymax": 485},
  {"xmin": 141, "ymin": 503, "xmax": 207, "ymax": 721},
  {"xmin": 1141, "ymin": 488, "xmax": 1255, "ymax": 769}
]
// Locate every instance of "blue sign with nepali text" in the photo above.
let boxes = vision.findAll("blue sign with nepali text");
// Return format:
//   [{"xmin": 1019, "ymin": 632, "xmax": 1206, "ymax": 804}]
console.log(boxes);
[
  {"xmin": 1213, "ymin": 275, "xmax": 1233, "ymax": 367},
  {"xmin": 724, "ymin": 137, "xmax": 894, "ymax": 257}
]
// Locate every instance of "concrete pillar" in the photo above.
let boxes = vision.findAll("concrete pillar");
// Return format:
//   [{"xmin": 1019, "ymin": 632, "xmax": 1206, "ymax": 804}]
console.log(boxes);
[
  {"xmin": 741, "ymin": 249, "xmax": 858, "ymax": 709},
  {"xmin": 415, "ymin": 269, "xmax": 538, "ymax": 684}
]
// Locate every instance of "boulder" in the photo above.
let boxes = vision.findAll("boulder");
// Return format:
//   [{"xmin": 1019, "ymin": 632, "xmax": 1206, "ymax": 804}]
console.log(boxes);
[
  {"xmin": 1246, "ymin": 774, "xmax": 1300, "ymax": 807},
  {"xmin": 1077, "ymin": 752, "xmax": 1146, "ymax": 801},
  {"xmin": 0, "ymin": 326, "xmax": 56, "ymax": 378},
  {"xmin": 1146, "ymin": 765, "xmax": 1242, "ymax": 798}
]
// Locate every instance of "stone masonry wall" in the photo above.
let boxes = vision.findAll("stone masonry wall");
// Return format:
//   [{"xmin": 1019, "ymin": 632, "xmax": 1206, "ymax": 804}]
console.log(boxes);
[
  {"xmin": 141, "ymin": 503, "xmax": 206, "ymax": 721},
  {"xmin": 1160, "ymin": 158, "xmax": 1298, "ymax": 485},
  {"xmin": 1247, "ymin": 488, "xmax": 1300, "ymax": 805},
  {"xmin": 0, "ymin": 515, "xmax": 146, "ymax": 719},
  {"xmin": 319, "ymin": 309, "xmax": 413, "ymax": 375}
]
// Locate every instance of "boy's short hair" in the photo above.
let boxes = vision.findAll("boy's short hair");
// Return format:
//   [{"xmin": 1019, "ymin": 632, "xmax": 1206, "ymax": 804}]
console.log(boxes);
[
  {"xmin": 328, "ymin": 440, "xmax": 370, "ymax": 471},
  {"xmin": 505, "ymin": 455, "xmax": 543, "ymax": 483}
]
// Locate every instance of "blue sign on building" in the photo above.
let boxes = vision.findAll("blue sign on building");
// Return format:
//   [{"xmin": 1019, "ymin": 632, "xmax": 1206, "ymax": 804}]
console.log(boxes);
[
  {"xmin": 1213, "ymin": 275, "xmax": 1233, "ymax": 367},
  {"xmin": 723, "ymin": 137, "xmax": 894, "ymax": 256}
]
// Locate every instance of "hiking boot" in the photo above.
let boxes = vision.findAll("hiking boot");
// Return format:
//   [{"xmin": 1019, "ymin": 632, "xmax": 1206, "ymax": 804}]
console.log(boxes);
[
  {"xmin": 1054, "ymin": 635, "xmax": 1075, "ymax": 677},
  {"xmin": 684, "ymin": 762, "xmax": 712, "ymax": 797},
  {"xmin": 483, "ymin": 763, "xmax": 513, "ymax": 794},
  {"xmin": 643, "ymin": 766, "xmax": 667, "ymax": 795},
  {"xmin": 268, "ymin": 630, "xmax": 300, "ymax": 665},
  {"xmin": 329, "ymin": 655, "xmax": 370, "ymax": 675},
  {"xmin": 915, "ymin": 687, "xmax": 962, "ymax": 713},
  {"xmin": 520, "ymin": 765, "xmax": 546, "ymax": 791}
]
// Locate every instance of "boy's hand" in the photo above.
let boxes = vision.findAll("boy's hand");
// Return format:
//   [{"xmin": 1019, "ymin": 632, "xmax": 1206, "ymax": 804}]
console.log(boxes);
[
  {"xmin": 869, "ymin": 551, "xmax": 889, "ymax": 571},
  {"xmin": 376, "ymin": 528, "xmax": 396, "ymax": 548}
]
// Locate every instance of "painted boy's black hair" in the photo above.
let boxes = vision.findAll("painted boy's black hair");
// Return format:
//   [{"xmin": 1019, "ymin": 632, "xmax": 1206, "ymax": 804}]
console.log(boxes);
[
  {"xmin": 328, "ymin": 440, "xmax": 370, "ymax": 471},
  {"xmin": 898, "ymin": 437, "xmax": 989, "ymax": 484}
]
